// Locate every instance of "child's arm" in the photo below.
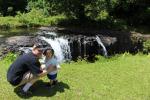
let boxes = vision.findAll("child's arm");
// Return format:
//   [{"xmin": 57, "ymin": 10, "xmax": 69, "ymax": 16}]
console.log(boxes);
[
  {"xmin": 37, "ymin": 65, "xmax": 56, "ymax": 77},
  {"xmin": 41, "ymin": 64, "xmax": 54, "ymax": 70}
]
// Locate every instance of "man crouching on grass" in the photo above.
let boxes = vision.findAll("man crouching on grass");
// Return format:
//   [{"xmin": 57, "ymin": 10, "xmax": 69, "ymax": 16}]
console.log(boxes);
[{"xmin": 7, "ymin": 43, "xmax": 56, "ymax": 96}]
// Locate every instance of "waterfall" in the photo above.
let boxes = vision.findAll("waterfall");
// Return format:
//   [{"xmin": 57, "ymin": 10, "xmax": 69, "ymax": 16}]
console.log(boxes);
[
  {"xmin": 46, "ymin": 32, "xmax": 57, "ymax": 36},
  {"xmin": 18, "ymin": 31, "xmax": 109, "ymax": 61},
  {"xmin": 41, "ymin": 36, "xmax": 72, "ymax": 63},
  {"xmin": 83, "ymin": 38, "xmax": 87, "ymax": 57},
  {"xmin": 95, "ymin": 35, "xmax": 108, "ymax": 57}
]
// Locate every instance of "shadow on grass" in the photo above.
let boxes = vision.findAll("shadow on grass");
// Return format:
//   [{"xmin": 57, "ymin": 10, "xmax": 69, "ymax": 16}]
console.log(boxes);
[{"xmin": 14, "ymin": 80, "xmax": 70, "ymax": 99}]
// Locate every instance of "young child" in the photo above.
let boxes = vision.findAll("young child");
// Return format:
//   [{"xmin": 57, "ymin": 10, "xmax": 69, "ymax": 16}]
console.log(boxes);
[{"xmin": 43, "ymin": 48, "xmax": 60, "ymax": 87}]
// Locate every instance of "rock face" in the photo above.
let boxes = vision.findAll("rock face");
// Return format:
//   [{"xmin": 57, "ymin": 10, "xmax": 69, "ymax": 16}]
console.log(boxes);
[
  {"xmin": 5, "ymin": 36, "xmax": 34, "ymax": 46},
  {"xmin": 65, "ymin": 35, "xmax": 117, "ymax": 60},
  {"xmin": 56, "ymin": 28, "xmax": 141, "ymax": 54},
  {"xmin": 1, "ymin": 35, "xmax": 51, "ymax": 56},
  {"xmin": 5, "ymin": 36, "xmax": 51, "ymax": 47},
  {"xmin": 0, "ymin": 32, "xmax": 117, "ymax": 60}
]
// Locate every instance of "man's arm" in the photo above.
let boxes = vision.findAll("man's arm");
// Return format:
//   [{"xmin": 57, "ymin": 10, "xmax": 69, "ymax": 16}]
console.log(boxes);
[{"xmin": 37, "ymin": 65, "xmax": 57, "ymax": 77}]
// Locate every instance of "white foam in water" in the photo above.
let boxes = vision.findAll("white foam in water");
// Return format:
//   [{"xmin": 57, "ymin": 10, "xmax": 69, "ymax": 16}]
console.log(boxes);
[
  {"xmin": 96, "ymin": 35, "xmax": 108, "ymax": 57},
  {"xmin": 56, "ymin": 38, "xmax": 72, "ymax": 61},
  {"xmin": 46, "ymin": 32, "xmax": 57, "ymax": 36},
  {"xmin": 19, "ymin": 47, "xmax": 32, "ymax": 53},
  {"xmin": 41, "ymin": 36, "xmax": 71, "ymax": 63}
]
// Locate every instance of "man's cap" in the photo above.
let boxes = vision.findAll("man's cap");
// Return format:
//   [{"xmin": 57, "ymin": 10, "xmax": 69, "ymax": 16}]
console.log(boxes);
[{"xmin": 33, "ymin": 43, "xmax": 45, "ymax": 51}]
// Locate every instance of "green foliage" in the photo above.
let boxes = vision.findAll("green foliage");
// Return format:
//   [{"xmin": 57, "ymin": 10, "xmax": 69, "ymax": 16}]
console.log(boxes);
[
  {"xmin": 0, "ymin": 16, "xmax": 21, "ymax": 28},
  {"xmin": 16, "ymin": 9, "xmax": 46, "ymax": 27},
  {"xmin": 143, "ymin": 40, "xmax": 150, "ymax": 53},
  {"xmin": 16, "ymin": 9, "xmax": 66, "ymax": 27},
  {"xmin": 0, "ymin": 0, "xmax": 149, "ymax": 29},
  {"xmin": 0, "ymin": 9, "xmax": 67, "ymax": 28},
  {"xmin": 112, "ymin": 19, "xmax": 128, "ymax": 30},
  {"xmin": 0, "ymin": 0, "xmax": 27, "ymax": 16},
  {"xmin": 27, "ymin": 0, "xmax": 50, "ymax": 16},
  {"xmin": 3, "ymin": 53, "xmax": 17, "ymax": 63},
  {"xmin": 96, "ymin": 10, "xmax": 109, "ymax": 20},
  {"xmin": 45, "ymin": 15, "xmax": 66, "ymax": 25}
]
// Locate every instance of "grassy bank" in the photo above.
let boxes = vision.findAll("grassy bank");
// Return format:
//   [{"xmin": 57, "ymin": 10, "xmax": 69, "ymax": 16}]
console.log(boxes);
[
  {"xmin": 0, "ymin": 53, "xmax": 150, "ymax": 100},
  {"xmin": 0, "ymin": 9, "xmax": 67, "ymax": 29}
]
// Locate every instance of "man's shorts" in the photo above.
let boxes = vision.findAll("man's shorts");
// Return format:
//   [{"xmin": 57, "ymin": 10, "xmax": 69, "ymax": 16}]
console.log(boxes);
[
  {"xmin": 47, "ymin": 73, "xmax": 57, "ymax": 80},
  {"xmin": 17, "ymin": 72, "xmax": 38, "ymax": 86}
]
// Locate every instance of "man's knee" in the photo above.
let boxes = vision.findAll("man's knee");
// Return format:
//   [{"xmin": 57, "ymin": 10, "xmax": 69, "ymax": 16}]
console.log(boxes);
[{"xmin": 17, "ymin": 72, "xmax": 38, "ymax": 86}]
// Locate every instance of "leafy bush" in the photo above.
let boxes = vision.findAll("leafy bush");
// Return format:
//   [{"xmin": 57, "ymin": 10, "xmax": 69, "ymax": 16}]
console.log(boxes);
[
  {"xmin": 27, "ymin": 0, "xmax": 51, "ymax": 16},
  {"xmin": 3, "ymin": 53, "xmax": 17, "ymax": 63},
  {"xmin": 112, "ymin": 19, "xmax": 128, "ymax": 30},
  {"xmin": 45, "ymin": 15, "xmax": 66, "ymax": 25},
  {"xmin": 0, "ymin": 16, "xmax": 21, "ymax": 28},
  {"xmin": 143, "ymin": 40, "xmax": 150, "ymax": 54},
  {"xmin": 96, "ymin": 10, "xmax": 109, "ymax": 20},
  {"xmin": 16, "ymin": 9, "xmax": 66, "ymax": 27},
  {"xmin": 16, "ymin": 9, "xmax": 46, "ymax": 27},
  {"xmin": 0, "ymin": 9, "xmax": 67, "ymax": 28}
]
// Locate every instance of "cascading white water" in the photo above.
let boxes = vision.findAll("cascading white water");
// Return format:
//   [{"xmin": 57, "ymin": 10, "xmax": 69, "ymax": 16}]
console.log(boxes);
[
  {"xmin": 83, "ymin": 39, "xmax": 87, "ymax": 57},
  {"xmin": 56, "ymin": 37, "xmax": 72, "ymax": 61},
  {"xmin": 41, "ymin": 36, "xmax": 71, "ymax": 63},
  {"xmin": 95, "ymin": 35, "xmax": 108, "ymax": 57},
  {"xmin": 18, "ymin": 31, "xmax": 108, "ymax": 61},
  {"xmin": 46, "ymin": 32, "xmax": 57, "ymax": 36}
]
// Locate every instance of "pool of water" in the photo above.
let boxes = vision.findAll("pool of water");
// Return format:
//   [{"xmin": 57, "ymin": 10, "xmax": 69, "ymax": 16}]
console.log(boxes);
[{"xmin": 0, "ymin": 28, "xmax": 40, "ymax": 38}]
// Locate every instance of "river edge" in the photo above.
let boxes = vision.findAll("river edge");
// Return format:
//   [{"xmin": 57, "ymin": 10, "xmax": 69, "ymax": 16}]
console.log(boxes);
[{"xmin": 0, "ymin": 26, "xmax": 150, "ymax": 59}]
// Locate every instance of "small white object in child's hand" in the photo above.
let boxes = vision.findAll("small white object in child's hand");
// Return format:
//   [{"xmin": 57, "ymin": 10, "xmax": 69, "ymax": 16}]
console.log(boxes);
[{"xmin": 56, "ymin": 64, "xmax": 61, "ymax": 69}]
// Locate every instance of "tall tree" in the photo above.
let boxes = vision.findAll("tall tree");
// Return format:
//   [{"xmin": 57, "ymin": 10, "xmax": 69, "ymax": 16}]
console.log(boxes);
[{"xmin": 0, "ymin": 0, "xmax": 27, "ymax": 16}]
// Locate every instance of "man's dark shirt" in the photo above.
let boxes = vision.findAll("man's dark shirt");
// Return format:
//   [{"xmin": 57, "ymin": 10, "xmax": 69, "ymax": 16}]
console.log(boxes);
[{"xmin": 7, "ymin": 52, "xmax": 43, "ymax": 86}]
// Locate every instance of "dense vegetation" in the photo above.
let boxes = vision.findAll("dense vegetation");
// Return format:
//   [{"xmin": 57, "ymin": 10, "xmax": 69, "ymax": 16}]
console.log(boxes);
[{"xmin": 0, "ymin": 0, "xmax": 149, "ymax": 29}]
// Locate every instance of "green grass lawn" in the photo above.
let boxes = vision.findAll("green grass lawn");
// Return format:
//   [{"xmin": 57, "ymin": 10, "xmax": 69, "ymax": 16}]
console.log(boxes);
[{"xmin": 1, "ymin": 54, "xmax": 150, "ymax": 100}]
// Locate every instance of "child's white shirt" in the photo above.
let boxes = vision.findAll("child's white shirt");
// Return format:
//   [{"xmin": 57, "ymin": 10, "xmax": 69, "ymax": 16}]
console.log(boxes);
[{"xmin": 45, "ymin": 56, "xmax": 60, "ymax": 75}]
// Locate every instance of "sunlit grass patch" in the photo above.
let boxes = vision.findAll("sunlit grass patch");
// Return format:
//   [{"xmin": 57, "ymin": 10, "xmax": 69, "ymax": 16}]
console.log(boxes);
[{"xmin": 0, "ymin": 53, "xmax": 150, "ymax": 100}]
